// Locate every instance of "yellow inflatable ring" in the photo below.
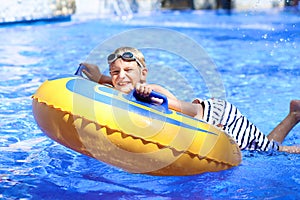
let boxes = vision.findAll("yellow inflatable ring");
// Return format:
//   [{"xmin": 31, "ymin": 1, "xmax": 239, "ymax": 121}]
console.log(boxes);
[{"xmin": 32, "ymin": 76, "xmax": 242, "ymax": 176}]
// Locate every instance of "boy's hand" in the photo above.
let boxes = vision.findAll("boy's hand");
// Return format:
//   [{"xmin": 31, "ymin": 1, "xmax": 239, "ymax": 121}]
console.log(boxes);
[
  {"xmin": 135, "ymin": 83, "xmax": 163, "ymax": 105},
  {"xmin": 80, "ymin": 63, "xmax": 102, "ymax": 83},
  {"xmin": 135, "ymin": 83, "xmax": 152, "ymax": 98}
]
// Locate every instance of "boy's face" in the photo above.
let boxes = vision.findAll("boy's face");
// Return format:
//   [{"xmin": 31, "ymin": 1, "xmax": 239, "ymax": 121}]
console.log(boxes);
[{"xmin": 109, "ymin": 59, "xmax": 147, "ymax": 94}]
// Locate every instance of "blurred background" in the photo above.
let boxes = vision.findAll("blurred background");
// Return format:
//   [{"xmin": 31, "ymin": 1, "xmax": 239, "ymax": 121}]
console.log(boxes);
[{"xmin": 0, "ymin": 0, "xmax": 299, "ymax": 24}]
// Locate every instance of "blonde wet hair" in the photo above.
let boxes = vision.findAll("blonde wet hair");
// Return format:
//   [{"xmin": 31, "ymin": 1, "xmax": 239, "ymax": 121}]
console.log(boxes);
[{"xmin": 110, "ymin": 47, "xmax": 146, "ymax": 68}]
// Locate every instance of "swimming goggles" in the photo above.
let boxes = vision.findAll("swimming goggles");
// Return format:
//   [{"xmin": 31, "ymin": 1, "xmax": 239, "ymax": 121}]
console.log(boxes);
[{"xmin": 107, "ymin": 52, "xmax": 145, "ymax": 68}]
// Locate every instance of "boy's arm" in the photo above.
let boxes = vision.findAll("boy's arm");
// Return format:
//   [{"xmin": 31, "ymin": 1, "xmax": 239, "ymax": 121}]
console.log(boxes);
[
  {"xmin": 139, "ymin": 84, "xmax": 198, "ymax": 117},
  {"xmin": 147, "ymin": 84, "xmax": 177, "ymax": 100}
]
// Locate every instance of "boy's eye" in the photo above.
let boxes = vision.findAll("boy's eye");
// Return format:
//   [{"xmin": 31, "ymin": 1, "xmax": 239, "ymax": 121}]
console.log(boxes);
[{"xmin": 110, "ymin": 70, "xmax": 119, "ymax": 75}]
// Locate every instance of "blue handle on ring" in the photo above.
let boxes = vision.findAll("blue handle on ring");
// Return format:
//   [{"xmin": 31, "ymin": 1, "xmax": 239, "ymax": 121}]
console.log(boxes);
[
  {"xmin": 75, "ymin": 64, "xmax": 87, "ymax": 77},
  {"xmin": 132, "ymin": 90, "xmax": 169, "ymax": 112}
]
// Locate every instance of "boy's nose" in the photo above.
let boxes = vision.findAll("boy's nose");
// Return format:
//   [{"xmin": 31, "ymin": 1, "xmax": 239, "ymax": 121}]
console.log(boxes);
[{"xmin": 119, "ymin": 69, "xmax": 126, "ymax": 78}]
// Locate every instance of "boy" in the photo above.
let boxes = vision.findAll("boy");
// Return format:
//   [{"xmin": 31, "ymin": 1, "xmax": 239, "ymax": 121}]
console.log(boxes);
[{"xmin": 81, "ymin": 46, "xmax": 300, "ymax": 154}]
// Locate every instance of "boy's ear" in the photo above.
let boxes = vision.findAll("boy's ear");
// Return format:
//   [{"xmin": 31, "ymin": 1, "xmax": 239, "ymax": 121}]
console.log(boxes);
[{"xmin": 140, "ymin": 68, "xmax": 148, "ymax": 83}]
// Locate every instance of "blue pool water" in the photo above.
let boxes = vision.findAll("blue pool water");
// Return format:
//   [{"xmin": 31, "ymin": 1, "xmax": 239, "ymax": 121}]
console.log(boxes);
[{"xmin": 1, "ymin": 10, "xmax": 300, "ymax": 199}]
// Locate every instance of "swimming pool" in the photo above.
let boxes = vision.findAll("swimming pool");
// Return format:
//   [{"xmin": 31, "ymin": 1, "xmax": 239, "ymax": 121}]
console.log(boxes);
[{"xmin": 1, "ymin": 9, "xmax": 300, "ymax": 199}]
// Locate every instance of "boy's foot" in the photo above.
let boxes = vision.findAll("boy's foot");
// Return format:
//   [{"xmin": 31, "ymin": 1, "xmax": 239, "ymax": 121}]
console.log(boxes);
[{"xmin": 290, "ymin": 100, "xmax": 300, "ymax": 123}]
